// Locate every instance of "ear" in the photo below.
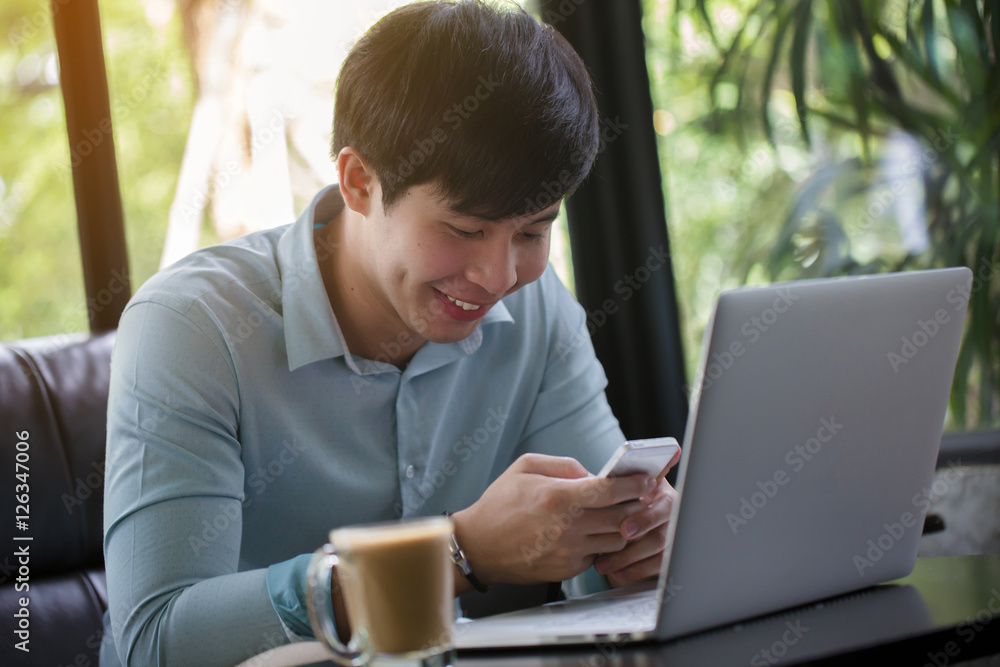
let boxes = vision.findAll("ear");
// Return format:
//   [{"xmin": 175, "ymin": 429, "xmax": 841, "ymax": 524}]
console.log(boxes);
[{"xmin": 336, "ymin": 147, "xmax": 378, "ymax": 217}]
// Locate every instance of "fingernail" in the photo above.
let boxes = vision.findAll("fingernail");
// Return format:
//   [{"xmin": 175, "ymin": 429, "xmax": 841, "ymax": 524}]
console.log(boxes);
[
  {"xmin": 646, "ymin": 477, "xmax": 657, "ymax": 491},
  {"xmin": 595, "ymin": 557, "xmax": 611, "ymax": 573},
  {"xmin": 624, "ymin": 519, "xmax": 639, "ymax": 539}
]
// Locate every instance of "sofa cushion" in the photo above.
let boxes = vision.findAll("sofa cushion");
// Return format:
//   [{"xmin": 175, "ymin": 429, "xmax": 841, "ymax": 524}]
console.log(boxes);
[{"xmin": 0, "ymin": 332, "xmax": 115, "ymax": 575}]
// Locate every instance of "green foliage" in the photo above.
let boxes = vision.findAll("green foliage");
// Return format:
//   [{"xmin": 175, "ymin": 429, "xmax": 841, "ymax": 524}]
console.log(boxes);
[
  {"xmin": 0, "ymin": 0, "xmax": 193, "ymax": 340},
  {"xmin": 648, "ymin": 0, "xmax": 999, "ymax": 429}
]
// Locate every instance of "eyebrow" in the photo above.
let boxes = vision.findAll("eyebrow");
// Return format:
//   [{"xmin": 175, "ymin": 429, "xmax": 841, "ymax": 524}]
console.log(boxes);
[
  {"xmin": 447, "ymin": 206, "xmax": 561, "ymax": 225},
  {"xmin": 527, "ymin": 211, "xmax": 560, "ymax": 225}
]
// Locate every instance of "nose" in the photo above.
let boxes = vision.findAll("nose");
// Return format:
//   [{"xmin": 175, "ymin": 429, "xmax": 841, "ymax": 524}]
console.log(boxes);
[{"xmin": 467, "ymin": 237, "xmax": 517, "ymax": 297}]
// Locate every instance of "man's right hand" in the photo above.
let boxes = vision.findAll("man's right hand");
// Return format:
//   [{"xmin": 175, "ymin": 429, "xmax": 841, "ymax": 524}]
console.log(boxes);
[{"xmin": 450, "ymin": 453, "xmax": 659, "ymax": 585}]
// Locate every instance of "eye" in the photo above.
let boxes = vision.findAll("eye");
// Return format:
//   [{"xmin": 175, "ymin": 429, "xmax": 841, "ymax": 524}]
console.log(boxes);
[
  {"xmin": 446, "ymin": 223, "xmax": 482, "ymax": 239},
  {"xmin": 520, "ymin": 225, "xmax": 551, "ymax": 243}
]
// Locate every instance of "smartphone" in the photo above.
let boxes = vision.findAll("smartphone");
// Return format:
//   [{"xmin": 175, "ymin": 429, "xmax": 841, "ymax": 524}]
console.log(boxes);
[{"xmin": 597, "ymin": 437, "xmax": 680, "ymax": 479}]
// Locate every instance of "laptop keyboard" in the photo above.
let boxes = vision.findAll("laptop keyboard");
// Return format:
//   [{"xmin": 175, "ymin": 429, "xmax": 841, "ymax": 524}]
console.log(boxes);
[{"xmin": 529, "ymin": 586, "xmax": 659, "ymax": 629}]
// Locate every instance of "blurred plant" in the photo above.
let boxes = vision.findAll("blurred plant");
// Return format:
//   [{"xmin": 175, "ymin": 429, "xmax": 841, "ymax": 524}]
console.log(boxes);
[
  {"xmin": 673, "ymin": 0, "xmax": 999, "ymax": 428},
  {"xmin": 0, "ymin": 0, "xmax": 194, "ymax": 340}
]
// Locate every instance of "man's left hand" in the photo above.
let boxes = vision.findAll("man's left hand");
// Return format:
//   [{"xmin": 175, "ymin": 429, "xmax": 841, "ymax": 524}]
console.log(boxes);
[{"xmin": 596, "ymin": 468, "xmax": 678, "ymax": 587}]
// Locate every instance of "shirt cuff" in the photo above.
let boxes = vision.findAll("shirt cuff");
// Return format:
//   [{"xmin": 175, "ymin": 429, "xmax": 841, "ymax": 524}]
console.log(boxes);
[
  {"xmin": 562, "ymin": 565, "xmax": 611, "ymax": 599},
  {"xmin": 266, "ymin": 554, "xmax": 318, "ymax": 641}
]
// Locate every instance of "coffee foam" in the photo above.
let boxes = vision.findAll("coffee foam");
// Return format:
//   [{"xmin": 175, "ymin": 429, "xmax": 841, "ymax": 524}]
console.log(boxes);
[{"xmin": 332, "ymin": 517, "xmax": 452, "ymax": 549}]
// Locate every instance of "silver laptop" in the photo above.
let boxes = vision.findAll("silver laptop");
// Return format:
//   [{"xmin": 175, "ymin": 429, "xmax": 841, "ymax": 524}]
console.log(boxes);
[{"xmin": 456, "ymin": 267, "xmax": 971, "ymax": 649}]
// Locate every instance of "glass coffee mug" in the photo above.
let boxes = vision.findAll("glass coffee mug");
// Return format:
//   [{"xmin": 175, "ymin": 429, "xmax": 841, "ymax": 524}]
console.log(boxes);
[{"xmin": 306, "ymin": 516, "xmax": 456, "ymax": 667}]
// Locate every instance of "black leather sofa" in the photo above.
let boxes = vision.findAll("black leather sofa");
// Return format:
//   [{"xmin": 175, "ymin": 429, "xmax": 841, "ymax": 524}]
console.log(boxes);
[{"xmin": 0, "ymin": 332, "xmax": 115, "ymax": 667}]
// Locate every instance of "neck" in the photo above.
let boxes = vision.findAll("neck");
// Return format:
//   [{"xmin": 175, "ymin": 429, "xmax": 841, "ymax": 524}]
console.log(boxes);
[{"xmin": 315, "ymin": 207, "xmax": 425, "ymax": 369}]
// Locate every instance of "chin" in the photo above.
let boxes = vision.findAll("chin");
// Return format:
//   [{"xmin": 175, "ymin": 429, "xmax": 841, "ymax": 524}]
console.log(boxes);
[{"xmin": 423, "ymin": 322, "xmax": 479, "ymax": 344}]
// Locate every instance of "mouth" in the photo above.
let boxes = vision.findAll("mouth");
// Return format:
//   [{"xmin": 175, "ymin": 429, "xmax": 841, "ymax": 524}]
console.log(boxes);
[
  {"xmin": 442, "ymin": 293, "xmax": 482, "ymax": 311},
  {"xmin": 434, "ymin": 288, "xmax": 493, "ymax": 323}
]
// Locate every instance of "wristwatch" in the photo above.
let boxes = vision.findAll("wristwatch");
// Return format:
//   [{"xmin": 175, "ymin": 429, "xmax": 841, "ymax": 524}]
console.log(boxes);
[{"xmin": 443, "ymin": 511, "xmax": 489, "ymax": 593}]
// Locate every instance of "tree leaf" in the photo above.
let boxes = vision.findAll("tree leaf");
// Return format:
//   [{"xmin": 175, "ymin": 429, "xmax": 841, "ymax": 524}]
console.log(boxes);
[
  {"xmin": 920, "ymin": 0, "xmax": 941, "ymax": 85},
  {"xmin": 761, "ymin": 2, "xmax": 795, "ymax": 147},
  {"xmin": 877, "ymin": 28, "xmax": 962, "ymax": 109},
  {"xmin": 790, "ymin": 0, "xmax": 814, "ymax": 146}
]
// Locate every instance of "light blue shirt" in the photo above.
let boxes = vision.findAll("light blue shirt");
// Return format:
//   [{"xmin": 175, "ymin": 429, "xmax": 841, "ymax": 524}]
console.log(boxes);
[{"xmin": 102, "ymin": 185, "xmax": 624, "ymax": 666}]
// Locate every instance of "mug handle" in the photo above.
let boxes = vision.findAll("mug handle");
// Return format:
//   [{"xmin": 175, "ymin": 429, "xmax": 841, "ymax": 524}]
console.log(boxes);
[{"xmin": 306, "ymin": 543, "xmax": 370, "ymax": 666}]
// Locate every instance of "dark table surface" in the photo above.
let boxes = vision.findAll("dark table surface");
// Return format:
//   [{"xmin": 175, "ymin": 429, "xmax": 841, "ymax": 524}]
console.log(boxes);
[{"xmin": 251, "ymin": 555, "xmax": 1000, "ymax": 667}]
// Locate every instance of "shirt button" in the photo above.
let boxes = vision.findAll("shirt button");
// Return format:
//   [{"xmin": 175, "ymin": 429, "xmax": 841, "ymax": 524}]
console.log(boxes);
[{"xmin": 405, "ymin": 465, "xmax": 415, "ymax": 479}]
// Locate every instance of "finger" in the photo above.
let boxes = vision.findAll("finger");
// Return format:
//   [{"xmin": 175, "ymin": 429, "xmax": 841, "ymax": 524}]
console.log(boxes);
[
  {"xmin": 565, "ymin": 501, "xmax": 646, "ymax": 537},
  {"xmin": 574, "ymin": 473, "xmax": 657, "ymax": 509},
  {"xmin": 607, "ymin": 552, "xmax": 664, "ymax": 587},
  {"xmin": 516, "ymin": 453, "xmax": 590, "ymax": 480},
  {"xmin": 596, "ymin": 526, "xmax": 668, "ymax": 575},
  {"xmin": 582, "ymin": 531, "xmax": 631, "ymax": 556},
  {"xmin": 637, "ymin": 478, "xmax": 676, "ymax": 509},
  {"xmin": 620, "ymin": 485, "xmax": 676, "ymax": 540},
  {"xmin": 666, "ymin": 446, "xmax": 682, "ymax": 471}
]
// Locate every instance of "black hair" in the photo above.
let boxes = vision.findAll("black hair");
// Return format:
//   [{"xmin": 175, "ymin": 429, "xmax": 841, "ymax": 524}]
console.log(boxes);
[{"xmin": 332, "ymin": 0, "xmax": 600, "ymax": 219}]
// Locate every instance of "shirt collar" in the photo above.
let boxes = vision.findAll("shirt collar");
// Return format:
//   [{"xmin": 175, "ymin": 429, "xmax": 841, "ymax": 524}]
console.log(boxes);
[{"xmin": 278, "ymin": 185, "xmax": 515, "ymax": 373}]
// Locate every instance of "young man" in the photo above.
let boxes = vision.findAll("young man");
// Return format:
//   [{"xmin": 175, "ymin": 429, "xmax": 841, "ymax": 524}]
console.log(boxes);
[{"xmin": 102, "ymin": 2, "xmax": 678, "ymax": 665}]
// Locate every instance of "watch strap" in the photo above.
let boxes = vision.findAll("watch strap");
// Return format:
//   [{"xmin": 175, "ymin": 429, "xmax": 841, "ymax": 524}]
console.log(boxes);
[{"xmin": 443, "ymin": 511, "xmax": 489, "ymax": 593}]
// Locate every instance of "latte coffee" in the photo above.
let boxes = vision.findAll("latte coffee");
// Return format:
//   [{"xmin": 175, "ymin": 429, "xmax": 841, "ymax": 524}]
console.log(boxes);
[{"xmin": 332, "ymin": 517, "xmax": 455, "ymax": 656}]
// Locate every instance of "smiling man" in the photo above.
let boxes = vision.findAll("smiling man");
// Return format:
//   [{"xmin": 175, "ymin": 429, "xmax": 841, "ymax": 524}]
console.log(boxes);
[{"xmin": 101, "ymin": 2, "xmax": 677, "ymax": 666}]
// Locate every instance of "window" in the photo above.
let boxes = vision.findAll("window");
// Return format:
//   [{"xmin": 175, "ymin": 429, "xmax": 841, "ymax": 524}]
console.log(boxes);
[
  {"xmin": 0, "ymin": 0, "xmax": 576, "ymax": 341},
  {"xmin": 643, "ymin": 0, "xmax": 1000, "ymax": 431}
]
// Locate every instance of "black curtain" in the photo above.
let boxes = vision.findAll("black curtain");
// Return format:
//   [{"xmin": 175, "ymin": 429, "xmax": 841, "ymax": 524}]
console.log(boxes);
[{"xmin": 539, "ymin": 0, "xmax": 689, "ymax": 441}]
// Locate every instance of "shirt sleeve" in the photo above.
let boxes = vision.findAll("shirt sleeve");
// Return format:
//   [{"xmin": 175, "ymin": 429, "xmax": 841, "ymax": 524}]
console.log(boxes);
[{"xmin": 104, "ymin": 299, "xmax": 309, "ymax": 666}]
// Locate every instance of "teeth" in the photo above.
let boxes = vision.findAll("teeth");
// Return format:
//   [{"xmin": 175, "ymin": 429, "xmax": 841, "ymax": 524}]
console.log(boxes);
[{"xmin": 445, "ymin": 294, "xmax": 481, "ymax": 311}]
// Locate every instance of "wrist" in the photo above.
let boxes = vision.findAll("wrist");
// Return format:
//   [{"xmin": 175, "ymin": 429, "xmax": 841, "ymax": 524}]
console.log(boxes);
[{"xmin": 447, "ymin": 509, "xmax": 491, "ymax": 591}]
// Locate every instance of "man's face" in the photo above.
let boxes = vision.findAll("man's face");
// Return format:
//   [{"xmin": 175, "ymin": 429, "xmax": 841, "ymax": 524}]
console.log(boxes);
[{"xmin": 361, "ymin": 181, "xmax": 560, "ymax": 345}]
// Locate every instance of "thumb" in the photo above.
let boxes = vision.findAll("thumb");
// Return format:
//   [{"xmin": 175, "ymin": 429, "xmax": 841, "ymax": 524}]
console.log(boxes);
[
  {"xmin": 666, "ymin": 446, "xmax": 682, "ymax": 472},
  {"xmin": 516, "ymin": 453, "xmax": 591, "ymax": 480}
]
